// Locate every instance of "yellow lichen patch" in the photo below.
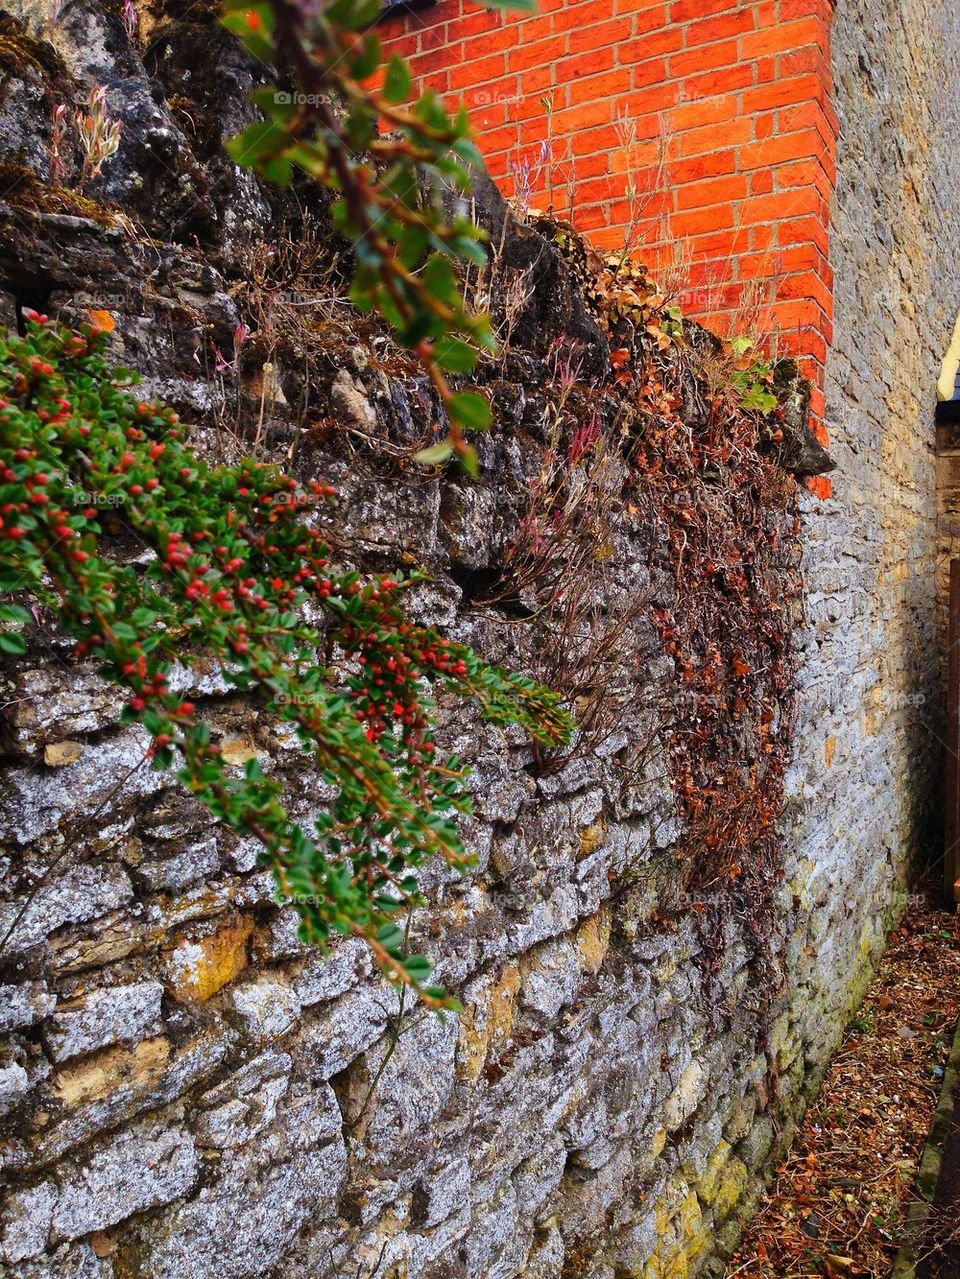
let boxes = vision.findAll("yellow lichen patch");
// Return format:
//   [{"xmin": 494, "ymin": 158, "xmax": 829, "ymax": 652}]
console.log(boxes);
[
  {"xmin": 712, "ymin": 1156, "xmax": 749, "ymax": 1220},
  {"xmin": 575, "ymin": 907, "xmax": 611, "ymax": 975},
  {"xmin": 456, "ymin": 963, "xmax": 520, "ymax": 1082},
  {"xmin": 43, "ymin": 739, "xmax": 84, "ymax": 767},
  {"xmin": 824, "ymin": 735, "xmax": 836, "ymax": 767},
  {"xmin": 695, "ymin": 1140, "xmax": 733, "ymax": 1205},
  {"xmin": 50, "ymin": 1036, "xmax": 171, "ymax": 1108},
  {"xmin": 165, "ymin": 915, "xmax": 254, "ymax": 1002},
  {"xmin": 219, "ymin": 735, "xmax": 264, "ymax": 766}
]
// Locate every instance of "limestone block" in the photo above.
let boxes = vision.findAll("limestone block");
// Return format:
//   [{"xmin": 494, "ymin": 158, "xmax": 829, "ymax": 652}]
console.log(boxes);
[
  {"xmin": 144, "ymin": 1142, "xmax": 347, "ymax": 1279},
  {"xmin": 663, "ymin": 1061, "xmax": 708, "ymax": 1131},
  {"xmin": 0, "ymin": 983, "xmax": 56, "ymax": 1033},
  {"xmin": 293, "ymin": 936, "xmax": 371, "ymax": 1004},
  {"xmin": 2, "ymin": 730, "xmax": 161, "ymax": 848},
  {"xmin": 413, "ymin": 1157, "xmax": 471, "ymax": 1228},
  {"xmin": 362, "ymin": 1013, "xmax": 458, "ymax": 1161},
  {"xmin": 135, "ymin": 836, "xmax": 222, "ymax": 893},
  {"xmin": 229, "ymin": 971, "xmax": 301, "ymax": 1043},
  {"xmin": 293, "ymin": 984, "xmax": 401, "ymax": 1081},
  {"xmin": 1, "ymin": 1124, "xmax": 199, "ymax": 1261},
  {"xmin": 519, "ymin": 935, "xmax": 579, "ymax": 1019},
  {"xmin": 43, "ymin": 982, "xmax": 164, "ymax": 1062},
  {"xmin": 0, "ymin": 864, "xmax": 133, "ymax": 956},
  {"xmin": 737, "ymin": 1116, "xmax": 775, "ymax": 1171},
  {"xmin": 456, "ymin": 964, "xmax": 520, "ymax": 1082},
  {"xmin": 0, "ymin": 1060, "xmax": 29, "ymax": 1104}
]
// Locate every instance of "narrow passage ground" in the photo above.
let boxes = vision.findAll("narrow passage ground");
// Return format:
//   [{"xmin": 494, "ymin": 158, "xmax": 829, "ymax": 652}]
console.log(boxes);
[{"xmin": 727, "ymin": 880, "xmax": 960, "ymax": 1279}]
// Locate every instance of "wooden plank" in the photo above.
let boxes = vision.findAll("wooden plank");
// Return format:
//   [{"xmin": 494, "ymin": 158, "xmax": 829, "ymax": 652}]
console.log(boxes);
[{"xmin": 946, "ymin": 558, "xmax": 960, "ymax": 903}]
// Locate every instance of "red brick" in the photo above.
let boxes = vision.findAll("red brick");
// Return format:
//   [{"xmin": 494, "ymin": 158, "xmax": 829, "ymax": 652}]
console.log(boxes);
[
  {"xmin": 507, "ymin": 35, "xmax": 567, "ymax": 71},
  {"xmin": 686, "ymin": 8, "xmax": 756, "ymax": 47},
  {"xmin": 741, "ymin": 73, "xmax": 822, "ymax": 114},
  {"xmin": 740, "ymin": 16, "xmax": 826, "ymax": 59},
  {"xmin": 449, "ymin": 52, "xmax": 507, "ymax": 87},
  {"xmin": 682, "ymin": 61, "xmax": 754, "ymax": 98},
  {"xmin": 738, "ymin": 127, "xmax": 822, "ymax": 169},
  {"xmin": 557, "ymin": 46, "xmax": 615, "ymax": 79},
  {"xmin": 670, "ymin": 202, "xmax": 736, "ymax": 237},
  {"xmin": 776, "ymin": 213, "xmax": 830, "ymax": 255},
  {"xmin": 669, "ymin": 95, "xmax": 740, "ymax": 132},
  {"xmin": 675, "ymin": 173, "xmax": 748, "ymax": 211},
  {"xmin": 419, "ymin": 23, "xmax": 450, "ymax": 51},
  {"xmin": 669, "ymin": 149, "xmax": 736, "ymax": 183},
  {"xmin": 569, "ymin": 69, "xmax": 632, "ymax": 105},
  {"xmin": 619, "ymin": 25, "xmax": 685, "ymax": 61},
  {"xmin": 677, "ymin": 118, "xmax": 753, "ymax": 156},
  {"xmin": 552, "ymin": 99, "xmax": 616, "ymax": 134},
  {"xmin": 737, "ymin": 186, "xmax": 821, "ymax": 225},
  {"xmin": 668, "ymin": 40, "xmax": 739, "ymax": 80},
  {"xmin": 670, "ymin": 0, "xmax": 741, "ymax": 20}
]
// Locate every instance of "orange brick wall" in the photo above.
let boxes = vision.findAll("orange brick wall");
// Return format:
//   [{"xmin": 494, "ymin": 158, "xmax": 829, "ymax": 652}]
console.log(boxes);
[{"xmin": 380, "ymin": 0, "xmax": 839, "ymax": 466}]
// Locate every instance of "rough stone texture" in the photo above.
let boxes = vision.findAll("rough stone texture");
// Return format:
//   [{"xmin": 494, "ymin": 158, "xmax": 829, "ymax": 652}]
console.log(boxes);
[
  {"xmin": 0, "ymin": 3, "xmax": 954, "ymax": 1278},
  {"xmin": 793, "ymin": 0, "xmax": 960, "ymax": 1091},
  {"xmin": 42, "ymin": 982, "xmax": 164, "ymax": 1063}
]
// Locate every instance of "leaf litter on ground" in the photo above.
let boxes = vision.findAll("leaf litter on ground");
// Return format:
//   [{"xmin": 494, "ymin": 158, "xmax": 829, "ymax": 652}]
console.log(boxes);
[{"xmin": 727, "ymin": 879, "xmax": 960, "ymax": 1279}]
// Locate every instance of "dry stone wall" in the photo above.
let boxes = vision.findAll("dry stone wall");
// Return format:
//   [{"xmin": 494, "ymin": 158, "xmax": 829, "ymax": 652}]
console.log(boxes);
[
  {"xmin": 790, "ymin": 0, "xmax": 960, "ymax": 1062},
  {"xmin": 0, "ymin": 3, "xmax": 956, "ymax": 1278}
]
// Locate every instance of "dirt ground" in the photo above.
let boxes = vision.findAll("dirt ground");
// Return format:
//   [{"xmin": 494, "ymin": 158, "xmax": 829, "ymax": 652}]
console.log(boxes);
[{"xmin": 727, "ymin": 880, "xmax": 960, "ymax": 1279}]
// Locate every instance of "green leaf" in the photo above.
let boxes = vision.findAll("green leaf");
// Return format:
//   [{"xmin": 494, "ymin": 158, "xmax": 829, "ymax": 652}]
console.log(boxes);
[
  {"xmin": 383, "ymin": 56, "xmax": 411, "ymax": 103},
  {"xmin": 0, "ymin": 631, "xmax": 26, "ymax": 654},
  {"xmin": 447, "ymin": 391, "xmax": 492, "ymax": 432},
  {"xmin": 225, "ymin": 121, "xmax": 289, "ymax": 170},
  {"xmin": 348, "ymin": 32, "xmax": 381, "ymax": 81},
  {"xmin": 404, "ymin": 954, "xmax": 433, "ymax": 982},
  {"xmin": 413, "ymin": 441, "xmax": 454, "ymax": 467},
  {"xmin": 434, "ymin": 337, "xmax": 478, "ymax": 373},
  {"xmin": 422, "ymin": 254, "xmax": 459, "ymax": 306},
  {"xmin": 0, "ymin": 604, "xmax": 29, "ymax": 624}
]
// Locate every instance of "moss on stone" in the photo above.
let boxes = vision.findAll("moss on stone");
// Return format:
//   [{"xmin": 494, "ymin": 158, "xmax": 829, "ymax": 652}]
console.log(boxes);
[
  {"xmin": 0, "ymin": 15, "xmax": 68, "ymax": 84},
  {"xmin": 0, "ymin": 163, "xmax": 118, "ymax": 225}
]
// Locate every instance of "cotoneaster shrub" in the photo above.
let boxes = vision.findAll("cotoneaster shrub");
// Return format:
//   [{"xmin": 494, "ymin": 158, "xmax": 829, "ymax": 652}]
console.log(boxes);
[{"xmin": 0, "ymin": 317, "xmax": 570, "ymax": 1002}]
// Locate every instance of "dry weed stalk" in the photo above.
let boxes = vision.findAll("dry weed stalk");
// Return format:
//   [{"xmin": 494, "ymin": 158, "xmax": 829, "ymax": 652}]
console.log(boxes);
[{"xmin": 480, "ymin": 349, "xmax": 667, "ymax": 774}]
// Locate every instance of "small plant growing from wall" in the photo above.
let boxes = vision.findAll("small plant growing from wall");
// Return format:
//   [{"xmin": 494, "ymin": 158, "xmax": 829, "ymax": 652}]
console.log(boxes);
[
  {"xmin": 75, "ymin": 84, "xmax": 122, "ymax": 184},
  {"xmin": 0, "ymin": 0, "xmax": 572, "ymax": 1002},
  {"xmin": 221, "ymin": 0, "xmax": 530, "ymax": 472}
]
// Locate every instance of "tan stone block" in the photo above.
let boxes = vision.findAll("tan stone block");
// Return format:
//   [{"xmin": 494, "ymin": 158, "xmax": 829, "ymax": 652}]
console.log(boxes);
[
  {"xmin": 575, "ymin": 907, "xmax": 612, "ymax": 975},
  {"xmin": 456, "ymin": 963, "xmax": 520, "ymax": 1082},
  {"xmin": 51, "ymin": 1036, "xmax": 171, "ymax": 1108}
]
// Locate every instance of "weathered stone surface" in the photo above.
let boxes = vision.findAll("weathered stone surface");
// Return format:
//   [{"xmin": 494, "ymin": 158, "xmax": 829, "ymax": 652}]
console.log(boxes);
[
  {"xmin": 0, "ymin": 863, "xmax": 133, "ymax": 955},
  {"xmin": 0, "ymin": 3, "xmax": 955, "ymax": 1277},
  {"xmin": 1, "ymin": 1124, "xmax": 199, "ymax": 1261},
  {"xmin": 0, "ymin": 982, "xmax": 56, "ymax": 1033},
  {"xmin": 229, "ymin": 970, "xmax": 301, "ymax": 1043},
  {"xmin": 42, "ymin": 981, "xmax": 164, "ymax": 1062},
  {"xmin": 163, "ymin": 915, "xmax": 254, "ymax": 1002}
]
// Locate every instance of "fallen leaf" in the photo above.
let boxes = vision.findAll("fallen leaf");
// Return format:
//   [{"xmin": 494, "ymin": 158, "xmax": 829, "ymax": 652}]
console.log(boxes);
[{"xmin": 86, "ymin": 308, "xmax": 115, "ymax": 332}]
